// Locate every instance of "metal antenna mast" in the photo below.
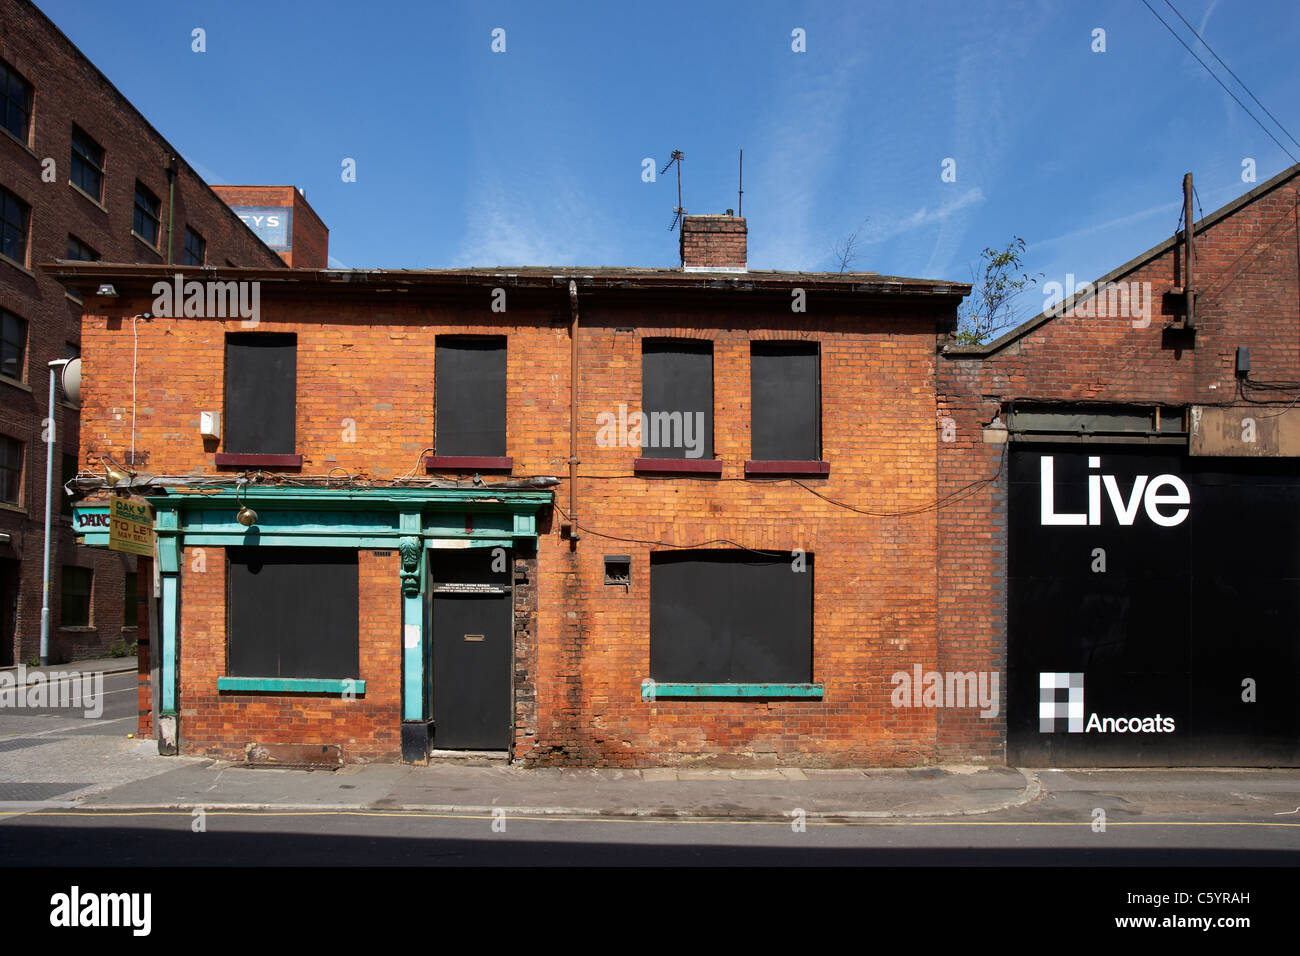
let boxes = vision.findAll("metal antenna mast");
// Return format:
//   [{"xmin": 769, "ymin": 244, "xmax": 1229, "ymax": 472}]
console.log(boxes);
[
  {"xmin": 660, "ymin": 150, "xmax": 685, "ymax": 230},
  {"xmin": 738, "ymin": 149, "xmax": 743, "ymax": 218}
]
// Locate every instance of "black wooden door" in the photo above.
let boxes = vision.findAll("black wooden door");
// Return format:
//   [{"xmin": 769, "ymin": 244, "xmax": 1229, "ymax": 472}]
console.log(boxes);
[
  {"xmin": 0, "ymin": 559, "xmax": 16, "ymax": 667},
  {"xmin": 429, "ymin": 549, "xmax": 512, "ymax": 750}
]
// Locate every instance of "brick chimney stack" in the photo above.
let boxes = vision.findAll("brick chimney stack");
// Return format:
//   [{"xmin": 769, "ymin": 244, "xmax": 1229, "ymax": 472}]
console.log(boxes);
[{"xmin": 680, "ymin": 212, "xmax": 747, "ymax": 271}]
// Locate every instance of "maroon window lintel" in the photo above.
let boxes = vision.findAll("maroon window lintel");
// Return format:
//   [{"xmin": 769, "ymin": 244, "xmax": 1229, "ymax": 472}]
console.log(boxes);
[
  {"xmin": 424, "ymin": 456, "xmax": 514, "ymax": 472},
  {"xmin": 744, "ymin": 460, "xmax": 830, "ymax": 476},
  {"xmin": 215, "ymin": 453, "xmax": 303, "ymax": 468},
  {"xmin": 632, "ymin": 458, "xmax": 724, "ymax": 475}
]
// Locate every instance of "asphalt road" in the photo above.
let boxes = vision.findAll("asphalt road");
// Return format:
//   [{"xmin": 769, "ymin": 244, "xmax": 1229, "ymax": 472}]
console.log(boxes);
[
  {"xmin": 0, "ymin": 668, "xmax": 137, "ymax": 735},
  {"xmin": 2, "ymin": 806, "xmax": 1298, "ymax": 865}
]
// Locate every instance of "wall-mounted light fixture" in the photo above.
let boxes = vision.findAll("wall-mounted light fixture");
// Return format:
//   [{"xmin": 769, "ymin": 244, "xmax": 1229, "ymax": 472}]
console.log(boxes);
[
  {"xmin": 235, "ymin": 480, "xmax": 257, "ymax": 527},
  {"xmin": 100, "ymin": 455, "xmax": 133, "ymax": 488}
]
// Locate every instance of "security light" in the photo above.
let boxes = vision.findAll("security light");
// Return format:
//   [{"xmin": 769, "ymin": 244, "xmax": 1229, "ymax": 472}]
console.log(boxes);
[
  {"xmin": 96, "ymin": 283, "xmax": 117, "ymax": 297},
  {"xmin": 101, "ymin": 455, "xmax": 133, "ymax": 487}
]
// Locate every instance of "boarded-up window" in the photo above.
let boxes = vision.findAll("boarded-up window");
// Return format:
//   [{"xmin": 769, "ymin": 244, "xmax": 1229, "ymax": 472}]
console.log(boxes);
[
  {"xmin": 641, "ymin": 340, "xmax": 713, "ymax": 460},
  {"xmin": 60, "ymin": 566, "xmax": 92, "ymax": 627},
  {"xmin": 227, "ymin": 548, "xmax": 359, "ymax": 679},
  {"xmin": 0, "ymin": 434, "xmax": 23, "ymax": 503},
  {"xmin": 224, "ymin": 333, "xmax": 296, "ymax": 455},
  {"xmin": 435, "ymin": 337, "xmax": 506, "ymax": 457},
  {"xmin": 650, "ymin": 551, "xmax": 813, "ymax": 682},
  {"xmin": 751, "ymin": 342, "xmax": 819, "ymax": 460}
]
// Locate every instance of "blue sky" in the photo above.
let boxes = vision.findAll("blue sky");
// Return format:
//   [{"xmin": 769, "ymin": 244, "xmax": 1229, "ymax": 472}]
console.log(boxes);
[{"xmin": 39, "ymin": 0, "xmax": 1300, "ymax": 327}]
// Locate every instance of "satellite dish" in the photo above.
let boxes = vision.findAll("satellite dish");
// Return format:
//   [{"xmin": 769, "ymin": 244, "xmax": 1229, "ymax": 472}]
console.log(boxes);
[{"xmin": 61, "ymin": 358, "xmax": 81, "ymax": 405}]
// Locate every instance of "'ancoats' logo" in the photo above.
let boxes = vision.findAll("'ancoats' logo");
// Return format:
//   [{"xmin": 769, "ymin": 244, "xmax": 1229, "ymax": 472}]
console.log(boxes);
[{"xmin": 1039, "ymin": 672, "xmax": 1176, "ymax": 734}]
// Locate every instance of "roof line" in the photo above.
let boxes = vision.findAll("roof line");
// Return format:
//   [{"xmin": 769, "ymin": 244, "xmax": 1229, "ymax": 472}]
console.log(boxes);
[
  {"xmin": 944, "ymin": 161, "xmax": 1300, "ymax": 358},
  {"xmin": 41, "ymin": 262, "xmax": 971, "ymax": 297}
]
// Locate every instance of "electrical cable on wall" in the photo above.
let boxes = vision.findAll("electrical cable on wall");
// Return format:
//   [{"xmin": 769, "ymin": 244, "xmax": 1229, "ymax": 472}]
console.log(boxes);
[{"xmin": 549, "ymin": 442, "xmax": 1009, "ymax": 552}]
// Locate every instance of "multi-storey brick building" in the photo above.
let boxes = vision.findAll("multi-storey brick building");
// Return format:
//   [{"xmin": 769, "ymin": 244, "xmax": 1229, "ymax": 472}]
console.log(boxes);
[
  {"xmin": 0, "ymin": 0, "xmax": 325, "ymax": 668},
  {"xmin": 55, "ymin": 213, "xmax": 978, "ymax": 766},
  {"xmin": 938, "ymin": 165, "xmax": 1300, "ymax": 767}
]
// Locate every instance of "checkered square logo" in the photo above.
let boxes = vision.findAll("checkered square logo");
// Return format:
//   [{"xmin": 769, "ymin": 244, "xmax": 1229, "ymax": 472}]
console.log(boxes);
[{"xmin": 1039, "ymin": 672, "xmax": 1085, "ymax": 733}]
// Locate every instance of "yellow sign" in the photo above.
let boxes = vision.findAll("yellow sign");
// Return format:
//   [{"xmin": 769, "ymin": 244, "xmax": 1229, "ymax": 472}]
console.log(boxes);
[{"xmin": 110, "ymin": 497, "xmax": 154, "ymax": 556}]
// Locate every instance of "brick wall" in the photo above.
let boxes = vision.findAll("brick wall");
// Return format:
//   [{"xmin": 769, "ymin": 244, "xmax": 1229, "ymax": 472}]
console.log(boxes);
[
  {"xmin": 78, "ymin": 284, "xmax": 963, "ymax": 765},
  {"xmin": 177, "ymin": 546, "xmax": 401, "ymax": 762},
  {"xmin": 210, "ymin": 185, "xmax": 329, "ymax": 268}
]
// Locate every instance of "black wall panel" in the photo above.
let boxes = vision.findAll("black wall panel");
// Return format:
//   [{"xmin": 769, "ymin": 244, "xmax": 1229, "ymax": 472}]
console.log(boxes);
[
  {"xmin": 641, "ymin": 341, "xmax": 713, "ymax": 460},
  {"xmin": 650, "ymin": 551, "xmax": 812, "ymax": 683},
  {"xmin": 435, "ymin": 338, "xmax": 506, "ymax": 457},
  {"xmin": 227, "ymin": 548, "xmax": 359, "ymax": 679},
  {"xmin": 751, "ymin": 343, "xmax": 819, "ymax": 461},
  {"xmin": 224, "ymin": 333, "xmax": 296, "ymax": 454},
  {"xmin": 1008, "ymin": 447, "xmax": 1300, "ymax": 765}
]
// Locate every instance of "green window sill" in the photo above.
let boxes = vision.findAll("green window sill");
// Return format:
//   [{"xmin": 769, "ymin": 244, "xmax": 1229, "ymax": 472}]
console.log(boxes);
[
  {"xmin": 217, "ymin": 677, "xmax": 365, "ymax": 695},
  {"xmin": 641, "ymin": 682, "xmax": 823, "ymax": 700}
]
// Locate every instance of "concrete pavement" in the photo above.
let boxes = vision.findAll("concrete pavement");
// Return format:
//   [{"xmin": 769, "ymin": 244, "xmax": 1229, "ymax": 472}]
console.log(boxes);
[
  {"xmin": 73, "ymin": 755, "xmax": 1042, "ymax": 820},
  {"xmin": 3, "ymin": 733, "xmax": 1297, "ymax": 825}
]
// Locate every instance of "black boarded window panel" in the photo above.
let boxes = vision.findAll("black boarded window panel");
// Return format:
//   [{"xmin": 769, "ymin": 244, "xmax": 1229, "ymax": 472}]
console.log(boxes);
[
  {"xmin": 650, "ymin": 551, "xmax": 813, "ymax": 683},
  {"xmin": 641, "ymin": 340, "xmax": 713, "ymax": 460},
  {"xmin": 435, "ymin": 337, "xmax": 506, "ymax": 456},
  {"xmin": 224, "ymin": 333, "xmax": 296, "ymax": 454},
  {"xmin": 751, "ymin": 342, "xmax": 820, "ymax": 460},
  {"xmin": 227, "ymin": 548, "xmax": 359, "ymax": 679}
]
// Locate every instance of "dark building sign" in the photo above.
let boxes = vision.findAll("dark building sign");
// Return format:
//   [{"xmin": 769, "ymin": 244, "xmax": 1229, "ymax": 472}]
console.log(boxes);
[{"xmin": 1009, "ymin": 447, "xmax": 1300, "ymax": 766}]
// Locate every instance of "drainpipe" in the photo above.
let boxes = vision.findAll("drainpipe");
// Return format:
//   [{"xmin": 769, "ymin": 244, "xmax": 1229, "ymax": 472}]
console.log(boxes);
[
  {"xmin": 1182, "ymin": 172, "xmax": 1195, "ymax": 328},
  {"xmin": 165, "ymin": 155, "xmax": 178, "ymax": 265},
  {"xmin": 568, "ymin": 279, "xmax": 580, "ymax": 542}
]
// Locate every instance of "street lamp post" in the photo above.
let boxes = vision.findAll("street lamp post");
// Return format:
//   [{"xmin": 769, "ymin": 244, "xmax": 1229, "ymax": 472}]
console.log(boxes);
[{"xmin": 39, "ymin": 358, "xmax": 71, "ymax": 667}]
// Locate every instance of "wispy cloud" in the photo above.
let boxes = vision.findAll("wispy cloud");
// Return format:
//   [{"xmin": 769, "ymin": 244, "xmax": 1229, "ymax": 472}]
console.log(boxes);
[
  {"xmin": 746, "ymin": 54, "xmax": 864, "ymax": 270},
  {"xmin": 1028, "ymin": 181, "xmax": 1242, "ymax": 254},
  {"xmin": 861, "ymin": 187, "xmax": 986, "ymax": 246},
  {"xmin": 191, "ymin": 159, "xmax": 225, "ymax": 187},
  {"xmin": 451, "ymin": 181, "xmax": 612, "ymax": 268},
  {"xmin": 1027, "ymin": 199, "xmax": 1179, "ymax": 253}
]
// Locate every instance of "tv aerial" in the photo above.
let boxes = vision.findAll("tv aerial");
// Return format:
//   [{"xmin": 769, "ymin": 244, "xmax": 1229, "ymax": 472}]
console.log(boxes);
[{"xmin": 661, "ymin": 150, "xmax": 685, "ymax": 231}]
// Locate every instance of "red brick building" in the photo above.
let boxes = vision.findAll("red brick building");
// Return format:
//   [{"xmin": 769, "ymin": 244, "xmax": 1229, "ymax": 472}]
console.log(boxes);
[
  {"xmin": 0, "ymin": 0, "xmax": 325, "ymax": 670},
  {"xmin": 938, "ymin": 165, "xmax": 1300, "ymax": 766},
  {"xmin": 55, "ymin": 213, "xmax": 982, "ymax": 766},
  {"xmin": 210, "ymin": 186, "xmax": 329, "ymax": 269}
]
